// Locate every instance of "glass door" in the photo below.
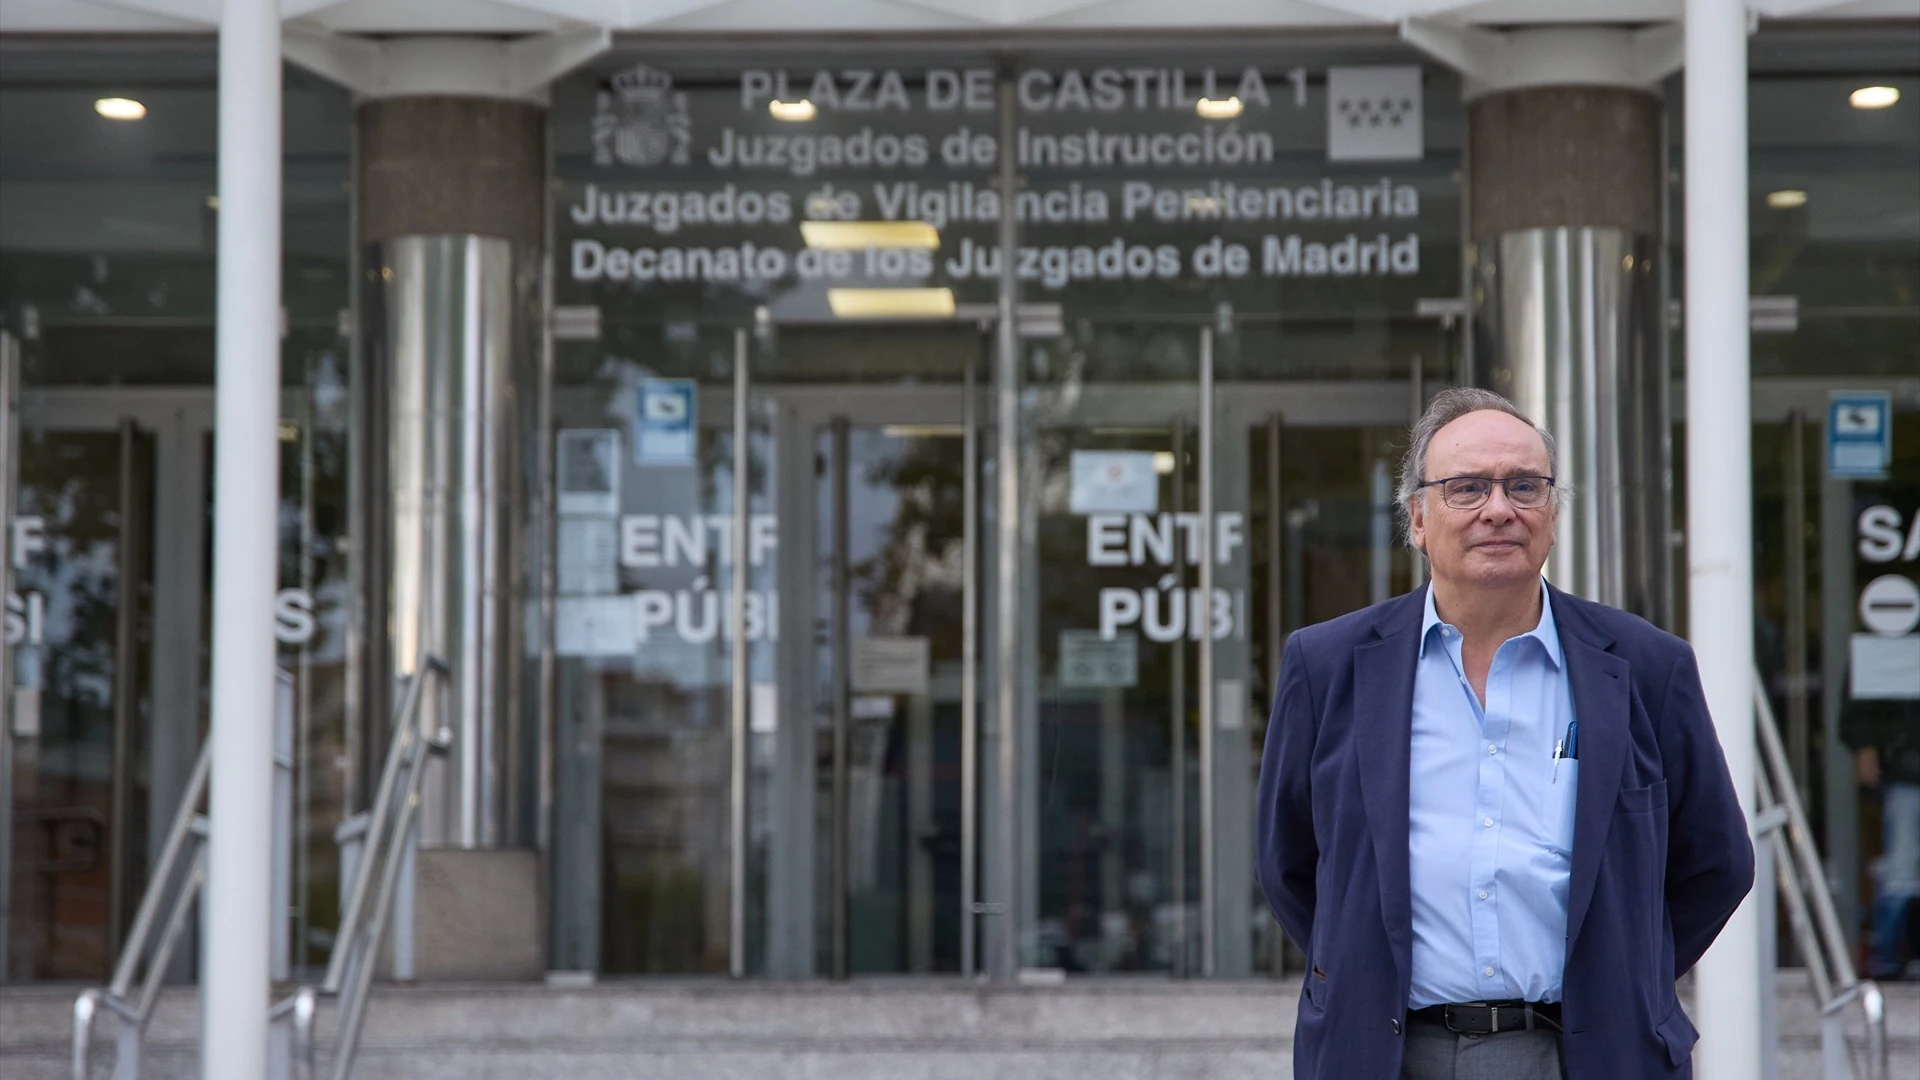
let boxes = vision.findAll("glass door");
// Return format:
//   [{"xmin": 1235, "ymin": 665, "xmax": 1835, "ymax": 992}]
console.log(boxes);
[
  {"xmin": 1, "ymin": 383, "xmax": 222, "ymax": 984},
  {"xmin": 548, "ymin": 318, "xmax": 987, "ymax": 980},
  {"xmin": 1014, "ymin": 318, "xmax": 1440, "ymax": 978},
  {"xmin": 1027, "ymin": 410, "xmax": 1204, "ymax": 975},
  {"xmin": 3, "ymin": 418, "xmax": 152, "ymax": 981},
  {"xmin": 811, "ymin": 411, "xmax": 973, "ymax": 976},
  {"xmin": 546, "ymin": 325, "xmax": 776, "ymax": 977},
  {"xmin": 771, "ymin": 326, "xmax": 988, "ymax": 978}
]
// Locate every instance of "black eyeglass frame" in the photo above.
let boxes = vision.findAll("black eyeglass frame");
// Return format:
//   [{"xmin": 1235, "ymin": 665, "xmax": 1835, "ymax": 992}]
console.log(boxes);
[{"xmin": 1414, "ymin": 475, "xmax": 1558, "ymax": 510}]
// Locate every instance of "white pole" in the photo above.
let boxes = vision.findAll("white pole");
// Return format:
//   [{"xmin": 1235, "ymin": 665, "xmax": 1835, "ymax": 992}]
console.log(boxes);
[
  {"xmin": 1684, "ymin": 3, "xmax": 1762, "ymax": 1079},
  {"xmin": 203, "ymin": 0, "xmax": 281, "ymax": 1076}
]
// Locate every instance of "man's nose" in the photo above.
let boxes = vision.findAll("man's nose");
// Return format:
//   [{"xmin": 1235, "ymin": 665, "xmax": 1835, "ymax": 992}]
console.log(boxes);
[{"xmin": 1479, "ymin": 485, "xmax": 1517, "ymax": 521}]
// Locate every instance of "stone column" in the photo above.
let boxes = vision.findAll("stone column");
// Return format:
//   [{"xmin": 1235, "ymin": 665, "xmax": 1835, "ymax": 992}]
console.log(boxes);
[
  {"xmin": 355, "ymin": 93, "xmax": 546, "ymax": 980},
  {"xmin": 1420, "ymin": 26, "xmax": 1677, "ymax": 626},
  {"xmin": 1469, "ymin": 83, "xmax": 1671, "ymax": 626}
]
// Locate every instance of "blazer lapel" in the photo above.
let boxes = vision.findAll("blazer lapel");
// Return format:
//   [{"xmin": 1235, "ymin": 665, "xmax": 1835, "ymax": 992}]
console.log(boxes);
[
  {"xmin": 1555, "ymin": 589, "xmax": 1630, "ymax": 953},
  {"xmin": 1353, "ymin": 589, "xmax": 1423, "ymax": 993}
]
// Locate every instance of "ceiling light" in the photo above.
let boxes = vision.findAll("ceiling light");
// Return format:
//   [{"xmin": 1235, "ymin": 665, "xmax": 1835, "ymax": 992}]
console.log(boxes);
[
  {"xmin": 1195, "ymin": 97, "xmax": 1242, "ymax": 120},
  {"xmin": 1153, "ymin": 451, "xmax": 1177, "ymax": 475},
  {"xmin": 1850, "ymin": 86, "xmax": 1899, "ymax": 110},
  {"xmin": 828, "ymin": 288, "xmax": 956, "ymax": 319},
  {"xmin": 1766, "ymin": 189, "xmax": 1808, "ymax": 209},
  {"xmin": 801, "ymin": 221, "xmax": 941, "ymax": 250},
  {"xmin": 769, "ymin": 99, "xmax": 816, "ymax": 122},
  {"xmin": 95, "ymin": 97, "xmax": 146, "ymax": 121}
]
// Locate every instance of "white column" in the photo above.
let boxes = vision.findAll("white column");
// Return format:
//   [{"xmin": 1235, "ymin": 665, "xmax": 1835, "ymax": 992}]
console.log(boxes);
[
  {"xmin": 1684, "ymin": 3, "xmax": 1762, "ymax": 1080},
  {"xmin": 202, "ymin": 1, "xmax": 281, "ymax": 1076}
]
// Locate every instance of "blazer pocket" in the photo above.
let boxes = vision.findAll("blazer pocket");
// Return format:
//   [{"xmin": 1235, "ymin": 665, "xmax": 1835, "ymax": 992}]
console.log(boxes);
[
  {"xmin": 1619, "ymin": 779, "xmax": 1668, "ymax": 814},
  {"xmin": 1655, "ymin": 1002, "xmax": 1699, "ymax": 1067},
  {"xmin": 1303, "ymin": 965, "xmax": 1329, "ymax": 1008}
]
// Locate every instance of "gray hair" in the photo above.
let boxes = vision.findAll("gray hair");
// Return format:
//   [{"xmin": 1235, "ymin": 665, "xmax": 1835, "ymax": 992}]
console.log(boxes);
[{"xmin": 1396, "ymin": 387, "xmax": 1565, "ymax": 548}]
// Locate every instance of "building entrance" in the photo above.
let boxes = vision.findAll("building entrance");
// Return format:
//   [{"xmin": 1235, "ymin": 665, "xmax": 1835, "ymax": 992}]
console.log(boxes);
[{"xmin": 548, "ymin": 317, "xmax": 1443, "ymax": 980}]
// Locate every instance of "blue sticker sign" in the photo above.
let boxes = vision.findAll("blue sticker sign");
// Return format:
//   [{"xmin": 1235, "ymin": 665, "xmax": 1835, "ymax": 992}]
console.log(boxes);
[
  {"xmin": 1828, "ymin": 391, "xmax": 1892, "ymax": 480},
  {"xmin": 635, "ymin": 378, "xmax": 696, "ymax": 466}
]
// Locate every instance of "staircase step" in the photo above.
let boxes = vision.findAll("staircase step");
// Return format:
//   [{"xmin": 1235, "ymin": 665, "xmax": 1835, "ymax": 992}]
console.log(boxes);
[{"xmin": 2, "ymin": 972, "xmax": 1912, "ymax": 1080}]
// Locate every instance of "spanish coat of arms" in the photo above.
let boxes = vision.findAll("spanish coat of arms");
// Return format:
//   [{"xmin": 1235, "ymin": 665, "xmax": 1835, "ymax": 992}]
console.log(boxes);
[{"xmin": 593, "ymin": 64, "xmax": 692, "ymax": 168}]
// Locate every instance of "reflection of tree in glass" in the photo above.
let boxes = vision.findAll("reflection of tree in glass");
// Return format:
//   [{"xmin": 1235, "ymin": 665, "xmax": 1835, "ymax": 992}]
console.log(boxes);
[
  {"xmin": 851, "ymin": 428, "xmax": 1106, "ymax": 674},
  {"xmin": 856, "ymin": 438, "xmax": 965, "ymax": 654},
  {"xmin": 20, "ymin": 433, "xmax": 126, "ymax": 758}
]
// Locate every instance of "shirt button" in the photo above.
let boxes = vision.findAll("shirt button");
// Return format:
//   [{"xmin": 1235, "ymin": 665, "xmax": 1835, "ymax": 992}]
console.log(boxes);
[
  {"xmin": 1484, "ymin": 966, "xmax": 1496, "ymax": 978},
  {"xmin": 1488, "ymin": 745, "xmax": 1498, "ymax": 755},
  {"xmin": 1478, "ymin": 890, "xmax": 1490, "ymax": 900},
  {"xmin": 1483, "ymin": 817, "xmax": 1494, "ymax": 827}
]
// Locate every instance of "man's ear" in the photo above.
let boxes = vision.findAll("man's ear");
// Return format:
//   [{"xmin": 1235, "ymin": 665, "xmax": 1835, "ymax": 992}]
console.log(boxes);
[{"xmin": 1407, "ymin": 496, "xmax": 1427, "ymax": 551}]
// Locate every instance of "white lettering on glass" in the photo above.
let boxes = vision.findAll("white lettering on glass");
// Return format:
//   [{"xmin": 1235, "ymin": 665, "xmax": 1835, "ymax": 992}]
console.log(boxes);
[
  {"xmin": 1858, "ymin": 505, "xmax": 1920, "ymax": 564},
  {"xmin": 1084, "ymin": 513, "xmax": 1245, "ymax": 566},
  {"xmin": 620, "ymin": 514, "xmax": 779, "ymax": 568}
]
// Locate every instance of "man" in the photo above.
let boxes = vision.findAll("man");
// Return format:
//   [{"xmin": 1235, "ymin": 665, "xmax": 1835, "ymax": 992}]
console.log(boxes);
[{"xmin": 1256, "ymin": 387, "xmax": 1753, "ymax": 1080}]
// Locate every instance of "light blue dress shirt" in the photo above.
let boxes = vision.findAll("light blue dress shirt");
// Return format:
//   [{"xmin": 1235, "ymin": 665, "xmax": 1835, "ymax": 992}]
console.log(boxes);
[{"xmin": 1407, "ymin": 582, "xmax": 1578, "ymax": 1008}]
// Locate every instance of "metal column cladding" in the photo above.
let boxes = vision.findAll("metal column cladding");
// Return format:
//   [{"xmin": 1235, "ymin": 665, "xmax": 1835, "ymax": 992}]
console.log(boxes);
[
  {"xmin": 362, "ymin": 236, "xmax": 542, "ymax": 849},
  {"xmin": 1475, "ymin": 227, "xmax": 1668, "ymax": 622}
]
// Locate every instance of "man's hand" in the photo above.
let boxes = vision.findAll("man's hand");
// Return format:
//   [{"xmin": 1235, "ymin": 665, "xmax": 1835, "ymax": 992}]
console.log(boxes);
[{"xmin": 1856, "ymin": 747, "xmax": 1881, "ymax": 788}]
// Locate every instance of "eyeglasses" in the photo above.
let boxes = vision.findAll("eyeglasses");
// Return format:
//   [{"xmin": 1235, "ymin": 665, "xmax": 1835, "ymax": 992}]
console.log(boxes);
[{"xmin": 1416, "ymin": 475, "xmax": 1556, "ymax": 511}]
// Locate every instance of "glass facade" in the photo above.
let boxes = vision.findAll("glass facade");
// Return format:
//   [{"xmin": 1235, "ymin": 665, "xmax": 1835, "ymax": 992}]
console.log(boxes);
[
  {"xmin": 1, "ymin": 27, "xmax": 1915, "ymax": 986},
  {"xmin": 0, "ymin": 41, "xmax": 355, "ymax": 981}
]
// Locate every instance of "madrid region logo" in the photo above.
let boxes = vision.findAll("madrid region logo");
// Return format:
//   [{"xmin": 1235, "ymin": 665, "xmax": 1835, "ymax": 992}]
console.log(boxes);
[{"xmin": 593, "ymin": 63, "xmax": 692, "ymax": 168}]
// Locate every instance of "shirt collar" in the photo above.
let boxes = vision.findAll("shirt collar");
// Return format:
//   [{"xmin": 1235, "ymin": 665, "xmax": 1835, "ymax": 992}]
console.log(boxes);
[{"xmin": 1420, "ymin": 581, "xmax": 1564, "ymax": 668}]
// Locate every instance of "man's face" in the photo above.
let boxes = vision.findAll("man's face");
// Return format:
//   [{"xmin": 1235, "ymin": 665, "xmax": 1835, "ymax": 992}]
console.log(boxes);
[{"xmin": 1409, "ymin": 410, "xmax": 1558, "ymax": 593}]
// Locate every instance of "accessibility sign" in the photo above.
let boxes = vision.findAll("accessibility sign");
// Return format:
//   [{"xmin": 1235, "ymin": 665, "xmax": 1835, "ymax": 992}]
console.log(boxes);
[
  {"xmin": 635, "ymin": 378, "xmax": 697, "ymax": 466},
  {"xmin": 1828, "ymin": 391, "xmax": 1891, "ymax": 480}
]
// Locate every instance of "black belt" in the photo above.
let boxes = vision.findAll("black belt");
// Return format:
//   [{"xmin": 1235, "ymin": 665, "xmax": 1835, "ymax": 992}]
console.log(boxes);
[{"xmin": 1408, "ymin": 1001, "xmax": 1562, "ymax": 1035}]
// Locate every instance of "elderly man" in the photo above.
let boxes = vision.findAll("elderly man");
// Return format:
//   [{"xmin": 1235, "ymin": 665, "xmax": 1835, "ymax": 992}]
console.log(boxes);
[{"xmin": 1256, "ymin": 387, "xmax": 1753, "ymax": 1080}]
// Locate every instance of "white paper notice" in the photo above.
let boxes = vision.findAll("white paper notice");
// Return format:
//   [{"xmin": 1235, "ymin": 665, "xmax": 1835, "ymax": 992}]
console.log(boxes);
[
  {"xmin": 557, "ymin": 517, "xmax": 619, "ymax": 596},
  {"xmin": 1851, "ymin": 634, "xmax": 1920, "ymax": 700},
  {"xmin": 851, "ymin": 695, "xmax": 897, "ymax": 721},
  {"xmin": 1070, "ymin": 451, "xmax": 1159, "ymax": 515},
  {"xmin": 556, "ymin": 429, "xmax": 620, "ymax": 517},
  {"xmin": 851, "ymin": 637, "xmax": 931, "ymax": 695},
  {"xmin": 11, "ymin": 686, "xmax": 41, "ymax": 738},
  {"xmin": 1216, "ymin": 678, "xmax": 1246, "ymax": 730},
  {"xmin": 751, "ymin": 682, "xmax": 778, "ymax": 733},
  {"xmin": 555, "ymin": 595, "xmax": 635, "ymax": 657},
  {"xmin": 1058, "ymin": 630, "xmax": 1138, "ymax": 689}
]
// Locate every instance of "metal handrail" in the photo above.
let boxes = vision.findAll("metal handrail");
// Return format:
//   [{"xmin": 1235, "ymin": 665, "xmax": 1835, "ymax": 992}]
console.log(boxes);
[
  {"xmin": 279, "ymin": 657, "xmax": 449, "ymax": 1080},
  {"xmin": 1753, "ymin": 668, "xmax": 1889, "ymax": 1080},
  {"xmin": 72, "ymin": 742, "xmax": 213, "ymax": 1079}
]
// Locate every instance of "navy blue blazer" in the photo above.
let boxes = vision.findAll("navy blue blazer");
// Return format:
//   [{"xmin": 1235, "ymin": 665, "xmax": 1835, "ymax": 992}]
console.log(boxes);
[{"xmin": 1256, "ymin": 584, "xmax": 1754, "ymax": 1080}]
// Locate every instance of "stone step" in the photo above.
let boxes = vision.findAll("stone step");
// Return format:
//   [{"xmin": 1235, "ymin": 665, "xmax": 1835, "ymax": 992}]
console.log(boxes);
[{"xmin": 2, "ymin": 974, "xmax": 1912, "ymax": 1080}]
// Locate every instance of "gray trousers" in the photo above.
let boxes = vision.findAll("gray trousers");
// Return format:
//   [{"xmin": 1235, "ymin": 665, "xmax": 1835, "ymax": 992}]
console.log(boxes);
[{"xmin": 1401, "ymin": 1022, "xmax": 1564, "ymax": 1080}]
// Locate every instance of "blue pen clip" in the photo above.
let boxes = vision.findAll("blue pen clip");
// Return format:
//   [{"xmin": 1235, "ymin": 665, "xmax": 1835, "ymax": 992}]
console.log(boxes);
[{"xmin": 1567, "ymin": 720, "xmax": 1578, "ymax": 761}]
